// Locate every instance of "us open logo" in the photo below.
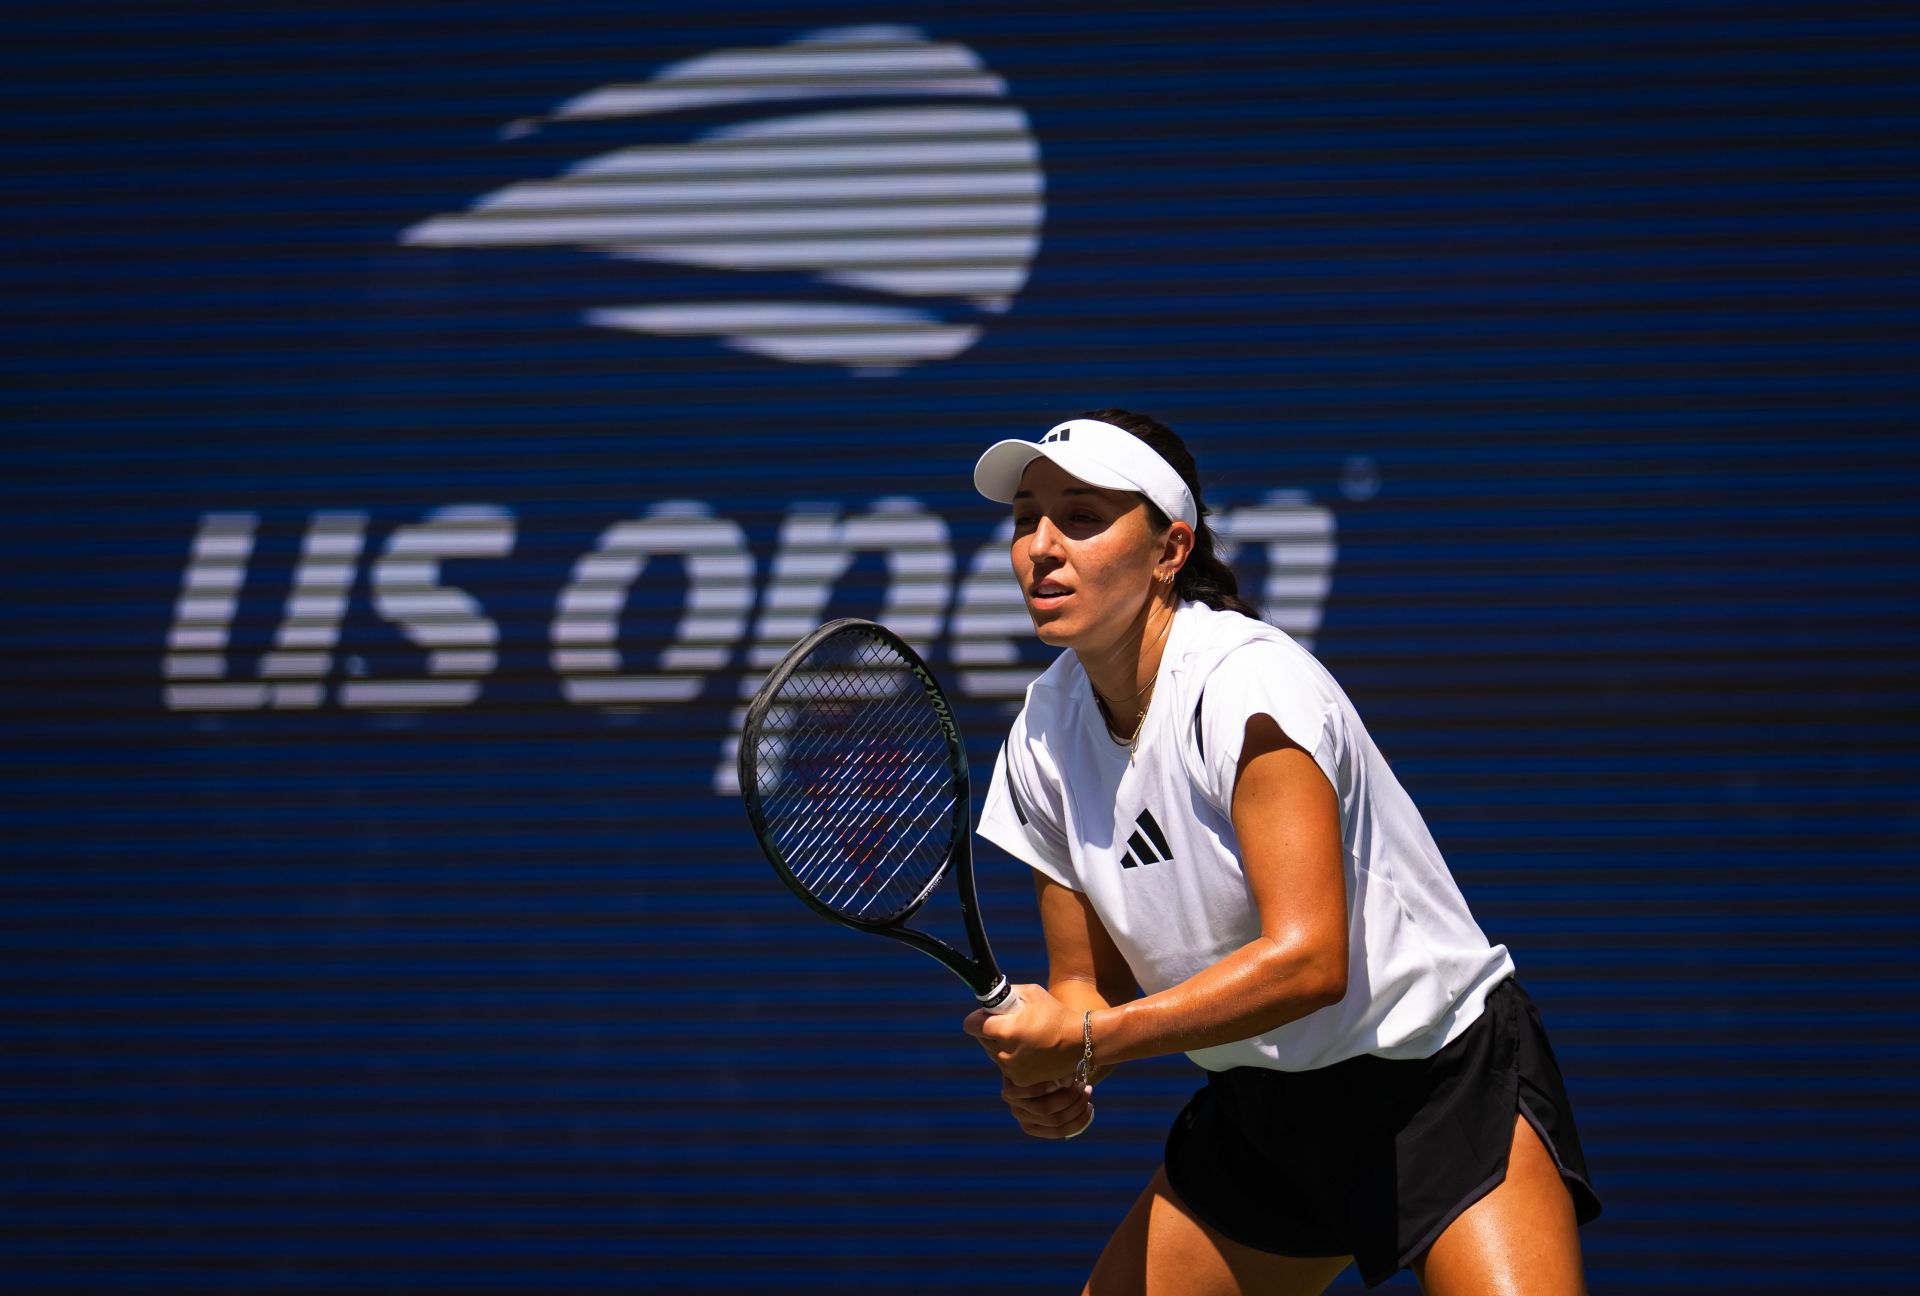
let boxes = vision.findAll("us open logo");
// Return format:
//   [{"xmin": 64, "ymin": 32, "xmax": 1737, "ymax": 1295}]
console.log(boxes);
[
  {"xmin": 401, "ymin": 25, "xmax": 1044, "ymax": 375},
  {"xmin": 159, "ymin": 493, "xmax": 1337, "ymax": 794}
]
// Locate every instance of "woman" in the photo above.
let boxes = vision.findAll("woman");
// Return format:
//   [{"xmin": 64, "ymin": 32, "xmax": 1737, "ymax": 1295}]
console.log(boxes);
[{"xmin": 962, "ymin": 410, "xmax": 1602, "ymax": 1294}]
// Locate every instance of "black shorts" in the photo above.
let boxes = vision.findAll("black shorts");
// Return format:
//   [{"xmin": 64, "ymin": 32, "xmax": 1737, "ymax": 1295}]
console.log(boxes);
[{"xmin": 1162, "ymin": 977, "xmax": 1603, "ymax": 1289}]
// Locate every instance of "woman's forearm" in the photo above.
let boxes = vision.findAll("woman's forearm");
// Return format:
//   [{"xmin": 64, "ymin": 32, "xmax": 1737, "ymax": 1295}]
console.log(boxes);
[{"xmin": 1089, "ymin": 935, "xmax": 1345, "ymax": 1068}]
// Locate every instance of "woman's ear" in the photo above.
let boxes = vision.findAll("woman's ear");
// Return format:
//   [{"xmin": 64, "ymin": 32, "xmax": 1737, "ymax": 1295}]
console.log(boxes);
[{"xmin": 1158, "ymin": 520, "xmax": 1196, "ymax": 580}]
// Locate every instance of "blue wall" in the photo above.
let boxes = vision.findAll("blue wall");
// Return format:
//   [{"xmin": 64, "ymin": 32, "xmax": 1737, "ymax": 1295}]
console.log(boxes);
[{"xmin": 5, "ymin": 3, "xmax": 1918, "ymax": 1290}]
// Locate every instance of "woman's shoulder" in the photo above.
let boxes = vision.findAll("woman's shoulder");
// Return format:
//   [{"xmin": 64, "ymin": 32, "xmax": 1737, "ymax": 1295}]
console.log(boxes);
[
  {"xmin": 1170, "ymin": 602, "xmax": 1313, "ymax": 682},
  {"xmin": 1168, "ymin": 605, "xmax": 1347, "ymax": 735},
  {"xmin": 1168, "ymin": 605, "xmax": 1352, "ymax": 802}
]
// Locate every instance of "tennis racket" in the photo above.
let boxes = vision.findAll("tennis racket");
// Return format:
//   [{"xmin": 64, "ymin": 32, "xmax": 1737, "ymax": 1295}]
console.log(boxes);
[{"xmin": 738, "ymin": 617, "xmax": 1020, "ymax": 1016}]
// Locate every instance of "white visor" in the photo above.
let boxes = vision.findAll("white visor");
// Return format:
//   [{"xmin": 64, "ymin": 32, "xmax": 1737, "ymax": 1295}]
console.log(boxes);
[{"xmin": 973, "ymin": 418, "xmax": 1197, "ymax": 527}]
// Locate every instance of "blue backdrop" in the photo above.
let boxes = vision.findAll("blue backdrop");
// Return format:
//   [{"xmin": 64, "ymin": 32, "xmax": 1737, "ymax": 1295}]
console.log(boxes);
[{"xmin": 5, "ymin": 2, "xmax": 1918, "ymax": 1291}]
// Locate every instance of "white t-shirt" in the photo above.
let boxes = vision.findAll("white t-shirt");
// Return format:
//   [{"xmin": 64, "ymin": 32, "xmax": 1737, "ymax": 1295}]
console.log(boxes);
[{"xmin": 978, "ymin": 601, "xmax": 1514, "ymax": 1073}]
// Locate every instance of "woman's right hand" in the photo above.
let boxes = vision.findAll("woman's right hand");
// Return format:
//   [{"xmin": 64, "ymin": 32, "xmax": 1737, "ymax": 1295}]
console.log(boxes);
[{"xmin": 1001, "ymin": 1074, "xmax": 1094, "ymax": 1139}]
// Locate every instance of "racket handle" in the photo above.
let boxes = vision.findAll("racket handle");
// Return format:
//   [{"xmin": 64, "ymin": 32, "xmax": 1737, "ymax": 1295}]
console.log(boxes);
[{"xmin": 977, "ymin": 977, "xmax": 1021, "ymax": 1015}]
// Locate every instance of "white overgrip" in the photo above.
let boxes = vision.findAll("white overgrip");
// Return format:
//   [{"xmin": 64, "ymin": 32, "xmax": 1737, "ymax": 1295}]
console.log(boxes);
[{"xmin": 979, "ymin": 979, "xmax": 1022, "ymax": 1015}]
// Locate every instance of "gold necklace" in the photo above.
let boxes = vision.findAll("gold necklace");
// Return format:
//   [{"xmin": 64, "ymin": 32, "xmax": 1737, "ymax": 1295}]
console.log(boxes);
[
  {"xmin": 1096, "ymin": 679, "xmax": 1156, "ymax": 762},
  {"xmin": 1096, "ymin": 606, "xmax": 1173, "ymax": 761}
]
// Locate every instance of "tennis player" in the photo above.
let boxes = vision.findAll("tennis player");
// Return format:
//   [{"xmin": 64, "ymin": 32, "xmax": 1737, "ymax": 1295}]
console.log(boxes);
[{"xmin": 962, "ymin": 410, "xmax": 1602, "ymax": 1294}]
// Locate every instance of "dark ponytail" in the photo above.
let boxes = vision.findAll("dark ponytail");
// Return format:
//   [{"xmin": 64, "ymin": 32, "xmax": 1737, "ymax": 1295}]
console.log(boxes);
[{"xmin": 1075, "ymin": 407, "xmax": 1262, "ymax": 621}]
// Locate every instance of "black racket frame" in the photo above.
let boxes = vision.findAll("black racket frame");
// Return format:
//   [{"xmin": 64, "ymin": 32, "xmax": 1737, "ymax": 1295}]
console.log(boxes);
[{"xmin": 739, "ymin": 617, "xmax": 1012, "ymax": 1008}]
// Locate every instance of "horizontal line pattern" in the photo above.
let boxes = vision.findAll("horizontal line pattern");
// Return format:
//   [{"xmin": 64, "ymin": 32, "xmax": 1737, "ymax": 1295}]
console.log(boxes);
[{"xmin": 4, "ymin": 2, "xmax": 1919, "ymax": 1293}]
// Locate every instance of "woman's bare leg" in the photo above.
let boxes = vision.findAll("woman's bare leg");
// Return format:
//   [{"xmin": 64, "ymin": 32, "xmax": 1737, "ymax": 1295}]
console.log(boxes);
[
  {"xmin": 1414, "ymin": 1115, "xmax": 1588, "ymax": 1296},
  {"xmin": 1084, "ymin": 1164, "xmax": 1353, "ymax": 1296}
]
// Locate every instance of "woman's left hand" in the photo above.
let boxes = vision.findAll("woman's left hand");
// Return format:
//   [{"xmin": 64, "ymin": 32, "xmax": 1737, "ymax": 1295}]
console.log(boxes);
[{"xmin": 962, "ymin": 983, "xmax": 1085, "ymax": 1087}]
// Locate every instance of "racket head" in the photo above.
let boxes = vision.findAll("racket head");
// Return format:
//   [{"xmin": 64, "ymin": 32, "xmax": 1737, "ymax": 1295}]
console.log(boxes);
[{"xmin": 739, "ymin": 618, "xmax": 970, "ymax": 932}]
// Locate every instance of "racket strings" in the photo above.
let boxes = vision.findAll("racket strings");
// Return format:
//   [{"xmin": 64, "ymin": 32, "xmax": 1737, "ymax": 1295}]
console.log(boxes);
[
  {"xmin": 751, "ymin": 632, "xmax": 958, "ymax": 923},
  {"xmin": 766, "ymin": 684, "xmax": 951, "ymax": 916},
  {"xmin": 777, "ymin": 680, "xmax": 948, "ymax": 892},
  {"xmin": 786, "ymin": 756, "xmax": 951, "ymax": 886}
]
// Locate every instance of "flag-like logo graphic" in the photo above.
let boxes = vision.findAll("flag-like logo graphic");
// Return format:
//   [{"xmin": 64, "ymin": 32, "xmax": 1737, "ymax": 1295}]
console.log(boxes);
[{"xmin": 401, "ymin": 25, "xmax": 1044, "ymax": 375}]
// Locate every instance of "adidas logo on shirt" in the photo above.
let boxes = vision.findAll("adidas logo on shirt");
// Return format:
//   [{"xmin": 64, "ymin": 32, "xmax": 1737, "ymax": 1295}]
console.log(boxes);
[{"xmin": 1120, "ymin": 808, "xmax": 1174, "ymax": 869}]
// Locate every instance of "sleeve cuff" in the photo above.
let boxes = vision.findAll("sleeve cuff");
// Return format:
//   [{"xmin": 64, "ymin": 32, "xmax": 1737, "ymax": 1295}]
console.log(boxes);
[
  {"xmin": 1212, "ymin": 701, "xmax": 1341, "ymax": 807},
  {"xmin": 977, "ymin": 820, "xmax": 1080, "ymax": 892}
]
